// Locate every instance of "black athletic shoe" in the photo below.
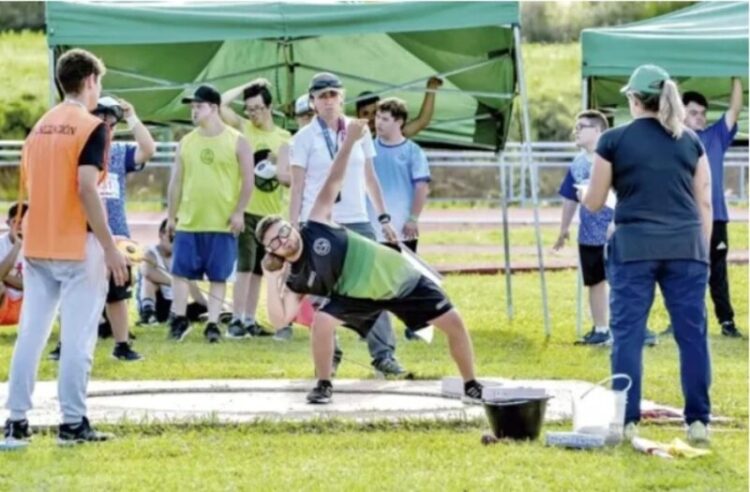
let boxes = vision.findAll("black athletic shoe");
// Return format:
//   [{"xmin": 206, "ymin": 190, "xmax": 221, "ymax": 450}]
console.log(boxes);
[
  {"xmin": 112, "ymin": 343, "xmax": 143, "ymax": 362},
  {"xmin": 57, "ymin": 417, "xmax": 113, "ymax": 446},
  {"xmin": 138, "ymin": 306, "xmax": 158, "ymax": 326},
  {"xmin": 48, "ymin": 342, "xmax": 61, "ymax": 361},
  {"xmin": 204, "ymin": 322, "xmax": 222, "ymax": 344},
  {"xmin": 306, "ymin": 380, "xmax": 333, "ymax": 404},
  {"xmin": 245, "ymin": 322, "xmax": 274, "ymax": 337},
  {"xmin": 4, "ymin": 419, "xmax": 31, "ymax": 441},
  {"xmin": 721, "ymin": 321, "xmax": 743, "ymax": 338},
  {"xmin": 226, "ymin": 319, "xmax": 247, "ymax": 339},
  {"xmin": 168, "ymin": 316, "xmax": 191, "ymax": 342},
  {"xmin": 462, "ymin": 380, "xmax": 484, "ymax": 404}
]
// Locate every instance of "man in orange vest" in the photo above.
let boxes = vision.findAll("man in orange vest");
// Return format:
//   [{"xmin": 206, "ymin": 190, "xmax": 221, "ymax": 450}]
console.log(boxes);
[{"xmin": 3, "ymin": 48, "xmax": 128, "ymax": 448}]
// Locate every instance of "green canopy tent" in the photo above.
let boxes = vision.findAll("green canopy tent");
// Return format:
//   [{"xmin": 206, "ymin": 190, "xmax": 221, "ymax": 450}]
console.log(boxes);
[
  {"xmin": 45, "ymin": 1, "xmax": 552, "ymax": 334},
  {"xmin": 581, "ymin": 1, "xmax": 749, "ymax": 135}
]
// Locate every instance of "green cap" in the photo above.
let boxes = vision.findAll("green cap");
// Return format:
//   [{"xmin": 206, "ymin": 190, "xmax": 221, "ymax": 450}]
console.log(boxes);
[{"xmin": 620, "ymin": 64, "xmax": 671, "ymax": 95}]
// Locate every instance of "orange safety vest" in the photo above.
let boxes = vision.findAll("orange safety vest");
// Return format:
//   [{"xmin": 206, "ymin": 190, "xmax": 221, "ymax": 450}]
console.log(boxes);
[{"xmin": 20, "ymin": 103, "xmax": 108, "ymax": 260}]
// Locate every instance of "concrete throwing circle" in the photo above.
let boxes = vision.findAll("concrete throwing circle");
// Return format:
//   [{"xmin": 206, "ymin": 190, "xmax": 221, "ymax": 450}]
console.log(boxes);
[{"xmin": 85, "ymin": 387, "xmax": 483, "ymax": 423}]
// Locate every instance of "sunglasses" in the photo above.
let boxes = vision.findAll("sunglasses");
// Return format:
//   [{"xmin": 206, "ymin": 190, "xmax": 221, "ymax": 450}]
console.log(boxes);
[{"xmin": 265, "ymin": 224, "xmax": 292, "ymax": 253}]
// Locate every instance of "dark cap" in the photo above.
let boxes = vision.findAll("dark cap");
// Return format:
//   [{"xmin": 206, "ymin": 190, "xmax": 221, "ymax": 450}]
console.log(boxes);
[
  {"xmin": 309, "ymin": 72, "xmax": 343, "ymax": 96},
  {"xmin": 181, "ymin": 84, "xmax": 221, "ymax": 105}
]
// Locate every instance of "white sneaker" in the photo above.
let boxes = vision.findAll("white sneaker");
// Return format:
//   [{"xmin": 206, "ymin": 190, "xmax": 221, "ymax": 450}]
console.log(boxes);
[
  {"xmin": 687, "ymin": 421, "xmax": 710, "ymax": 446},
  {"xmin": 624, "ymin": 422, "xmax": 638, "ymax": 441}
]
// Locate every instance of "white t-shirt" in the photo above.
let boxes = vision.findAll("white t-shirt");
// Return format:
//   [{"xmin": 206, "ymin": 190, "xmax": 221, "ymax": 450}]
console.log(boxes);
[
  {"xmin": 291, "ymin": 116, "xmax": 376, "ymax": 223},
  {"xmin": 0, "ymin": 233, "xmax": 23, "ymax": 301}
]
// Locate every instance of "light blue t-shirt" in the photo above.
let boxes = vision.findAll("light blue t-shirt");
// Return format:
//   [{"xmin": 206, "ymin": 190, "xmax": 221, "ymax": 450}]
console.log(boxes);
[
  {"xmin": 368, "ymin": 138, "xmax": 430, "ymax": 242},
  {"xmin": 558, "ymin": 151, "xmax": 613, "ymax": 246}
]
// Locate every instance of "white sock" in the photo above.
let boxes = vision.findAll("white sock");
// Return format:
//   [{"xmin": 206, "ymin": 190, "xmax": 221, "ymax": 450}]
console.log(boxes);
[
  {"xmin": 594, "ymin": 325, "xmax": 609, "ymax": 334},
  {"xmin": 244, "ymin": 316, "xmax": 255, "ymax": 326},
  {"xmin": 232, "ymin": 314, "xmax": 244, "ymax": 323}
]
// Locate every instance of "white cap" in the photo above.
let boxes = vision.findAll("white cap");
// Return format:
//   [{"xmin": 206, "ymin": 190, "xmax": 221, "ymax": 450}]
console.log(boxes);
[
  {"xmin": 97, "ymin": 96, "xmax": 122, "ymax": 110},
  {"xmin": 294, "ymin": 94, "xmax": 313, "ymax": 116}
]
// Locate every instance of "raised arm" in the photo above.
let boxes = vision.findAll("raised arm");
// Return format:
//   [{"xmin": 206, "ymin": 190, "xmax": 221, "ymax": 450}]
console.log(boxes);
[
  {"xmin": 308, "ymin": 119, "xmax": 368, "ymax": 223},
  {"xmin": 582, "ymin": 153, "xmax": 613, "ymax": 212},
  {"xmin": 275, "ymin": 142, "xmax": 292, "ymax": 186},
  {"xmin": 220, "ymin": 84, "xmax": 248, "ymax": 129},
  {"xmin": 725, "ymin": 77, "xmax": 743, "ymax": 131},
  {"xmin": 120, "ymin": 99, "xmax": 156, "ymax": 166},
  {"xmin": 403, "ymin": 76, "xmax": 442, "ymax": 138}
]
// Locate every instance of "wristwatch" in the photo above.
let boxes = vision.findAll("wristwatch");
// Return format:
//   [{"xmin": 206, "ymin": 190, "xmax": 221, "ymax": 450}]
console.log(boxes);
[{"xmin": 378, "ymin": 213, "xmax": 391, "ymax": 224}]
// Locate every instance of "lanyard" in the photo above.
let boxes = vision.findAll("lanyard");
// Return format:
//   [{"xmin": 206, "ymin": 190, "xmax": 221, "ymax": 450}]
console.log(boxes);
[{"xmin": 317, "ymin": 116, "xmax": 345, "ymax": 160}]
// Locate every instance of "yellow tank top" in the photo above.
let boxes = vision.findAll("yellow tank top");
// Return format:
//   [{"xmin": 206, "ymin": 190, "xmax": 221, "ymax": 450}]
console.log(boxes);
[
  {"xmin": 243, "ymin": 121, "xmax": 291, "ymax": 216},
  {"xmin": 177, "ymin": 125, "xmax": 242, "ymax": 232}
]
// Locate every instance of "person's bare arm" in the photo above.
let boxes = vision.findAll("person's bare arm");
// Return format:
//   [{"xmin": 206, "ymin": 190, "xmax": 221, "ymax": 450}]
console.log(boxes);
[
  {"xmin": 308, "ymin": 119, "xmax": 369, "ymax": 223},
  {"xmin": 403, "ymin": 181, "xmax": 429, "ymax": 240},
  {"xmin": 0, "ymin": 240, "xmax": 21, "ymax": 285},
  {"xmin": 403, "ymin": 77, "xmax": 442, "ymax": 138},
  {"xmin": 582, "ymin": 154, "xmax": 613, "ymax": 212},
  {"xmin": 229, "ymin": 136, "xmax": 254, "ymax": 234},
  {"xmin": 289, "ymin": 166, "xmax": 306, "ymax": 225},
  {"xmin": 693, "ymin": 154, "xmax": 713, "ymax": 245},
  {"xmin": 220, "ymin": 85, "xmax": 247, "ymax": 129},
  {"xmin": 725, "ymin": 77, "xmax": 743, "ymax": 131},
  {"xmin": 364, "ymin": 156, "xmax": 397, "ymax": 242},
  {"xmin": 264, "ymin": 267, "xmax": 303, "ymax": 328},
  {"xmin": 166, "ymin": 143, "xmax": 184, "ymax": 237},
  {"xmin": 120, "ymin": 99, "xmax": 156, "ymax": 165},
  {"xmin": 553, "ymin": 199, "xmax": 578, "ymax": 251},
  {"xmin": 276, "ymin": 142, "xmax": 292, "ymax": 186},
  {"xmin": 143, "ymin": 250, "xmax": 172, "ymax": 286},
  {"xmin": 78, "ymin": 165, "xmax": 128, "ymax": 286}
]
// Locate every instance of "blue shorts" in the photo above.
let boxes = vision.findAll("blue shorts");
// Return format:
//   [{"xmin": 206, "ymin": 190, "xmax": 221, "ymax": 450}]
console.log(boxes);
[{"xmin": 172, "ymin": 231, "xmax": 237, "ymax": 282}]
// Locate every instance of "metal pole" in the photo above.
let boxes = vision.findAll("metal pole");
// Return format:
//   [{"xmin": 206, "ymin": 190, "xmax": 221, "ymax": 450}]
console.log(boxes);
[
  {"xmin": 575, "ymin": 77, "xmax": 590, "ymax": 338},
  {"xmin": 513, "ymin": 25, "xmax": 550, "ymax": 336},
  {"xmin": 499, "ymin": 152, "xmax": 513, "ymax": 319},
  {"xmin": 48, "ymin": 48, "xmax": 57, "ymax": 108}
]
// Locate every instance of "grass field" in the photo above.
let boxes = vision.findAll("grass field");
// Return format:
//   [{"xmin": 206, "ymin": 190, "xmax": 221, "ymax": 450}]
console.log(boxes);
[{"xmin": 0, "ymin": 266, "xmax": 746, "ymax": 490}]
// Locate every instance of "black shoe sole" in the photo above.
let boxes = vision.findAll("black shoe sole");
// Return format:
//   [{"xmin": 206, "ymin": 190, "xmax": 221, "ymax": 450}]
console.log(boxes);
[
  {"xmin": 306, "ymin": 397, "xmax": 331, "ymax": 404},
  {"xmin": 111, "ymin": 354, "xmax": 144, "ymax": 362}
]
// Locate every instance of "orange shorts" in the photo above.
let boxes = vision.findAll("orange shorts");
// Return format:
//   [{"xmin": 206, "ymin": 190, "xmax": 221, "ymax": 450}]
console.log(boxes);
[{"xmin": 0, "ymin": 294, "xmax": 22, "ymax": 326}]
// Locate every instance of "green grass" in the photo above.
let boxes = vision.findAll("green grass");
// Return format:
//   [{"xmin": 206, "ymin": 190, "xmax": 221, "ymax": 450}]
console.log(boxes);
[
  {"xmin": 0, "ymin": 266, "xmax": 746, "ymax": 490},
  {"xmin": 0, "ymin": 423, "xmax": 746, "ymax": 491}
]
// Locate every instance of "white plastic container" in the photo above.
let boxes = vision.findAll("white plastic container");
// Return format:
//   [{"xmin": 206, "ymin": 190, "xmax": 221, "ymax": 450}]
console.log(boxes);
[{"xmin": 572, "ymin": 374, "xmax": 632, "ymax": 445}]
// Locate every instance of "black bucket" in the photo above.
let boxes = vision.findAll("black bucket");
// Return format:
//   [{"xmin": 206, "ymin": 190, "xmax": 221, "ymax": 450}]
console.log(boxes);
[{"xmin": 483, "ymin": 397, "xmax": 551, "ymax": 441}]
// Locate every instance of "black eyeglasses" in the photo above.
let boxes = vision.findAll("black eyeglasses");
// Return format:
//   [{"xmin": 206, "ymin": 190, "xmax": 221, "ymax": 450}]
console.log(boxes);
[{"xmin": 265, "ymin": 224, "xmax": 292, "ymax": 253}]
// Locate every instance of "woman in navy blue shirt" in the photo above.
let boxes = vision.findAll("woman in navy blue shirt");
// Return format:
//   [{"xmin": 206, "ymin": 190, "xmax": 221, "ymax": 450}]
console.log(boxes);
[{"xmin": 583, "ymin": 65, "xmax": 713, "ymax": 445}]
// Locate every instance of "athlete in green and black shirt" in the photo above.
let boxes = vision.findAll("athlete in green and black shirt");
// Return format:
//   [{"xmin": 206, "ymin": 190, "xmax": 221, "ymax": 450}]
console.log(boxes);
[{"xmin": 257, "ymin": 119, "xmax": 482, "ymax": 404}]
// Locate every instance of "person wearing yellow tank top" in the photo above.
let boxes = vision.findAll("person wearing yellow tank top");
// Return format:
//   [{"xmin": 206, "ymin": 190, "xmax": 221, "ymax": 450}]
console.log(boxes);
[
  {"xmin": 220, "ymin": 79, "xmax": 293, "ymax": 340},
  {"xmin": 167, "ymin": 85, "xmax": 253, "ymax": 344}
]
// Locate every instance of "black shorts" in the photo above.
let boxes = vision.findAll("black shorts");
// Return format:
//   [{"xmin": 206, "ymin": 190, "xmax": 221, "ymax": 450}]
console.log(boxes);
[
  {"xmin": 150, "ymin": 290, "xmax": 208, "ymax": 323},
  {"xmin": 237, "ymin": 213, "xmax": 265, "ymax": 275},
  {"xmin": 320, "ymin": 276, "xmax": 453, "ymax": 338},
  {"xmin": 579, "ymin": 244, "xmax": 606, "ymax": 287},
  {"xmin": 106, "ymin": 266, "xmax": 133, "ymax": 303}
]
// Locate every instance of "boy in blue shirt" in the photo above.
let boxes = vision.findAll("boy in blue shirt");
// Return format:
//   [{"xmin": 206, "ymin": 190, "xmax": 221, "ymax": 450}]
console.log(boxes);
[
  {"xmin": 679, "ymin": 79, "xmax": 744, "ymax": 338},
  {"xmin": 554, "ymin": 110, "xmax": 614, "ymax": 346},
  {"xmin": 369, "ymin": 97, "xmax": 431, "ymax": 340}
]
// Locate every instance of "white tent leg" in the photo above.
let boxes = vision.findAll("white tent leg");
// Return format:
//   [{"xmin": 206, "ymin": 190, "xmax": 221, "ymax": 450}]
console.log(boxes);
[
  {"xmin": 513, "ymin": 25, "xmax": 550, "ymax": 336},
  {"xmin": 499, "ymin": 151, "xmax": 513, "ymax": 319},
  {"xmin": 48, "ymin": 48, "xmax": 56, "ymax": 108},
  {"xmin": 575, "ymin": 76, "xmax": 590, "ymax": 338}
]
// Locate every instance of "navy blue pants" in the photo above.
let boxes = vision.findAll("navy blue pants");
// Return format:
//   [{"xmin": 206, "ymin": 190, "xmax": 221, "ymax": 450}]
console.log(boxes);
[{"xmin": 608, "ymin": 253, "xmax": 711, "ymax": 425}]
